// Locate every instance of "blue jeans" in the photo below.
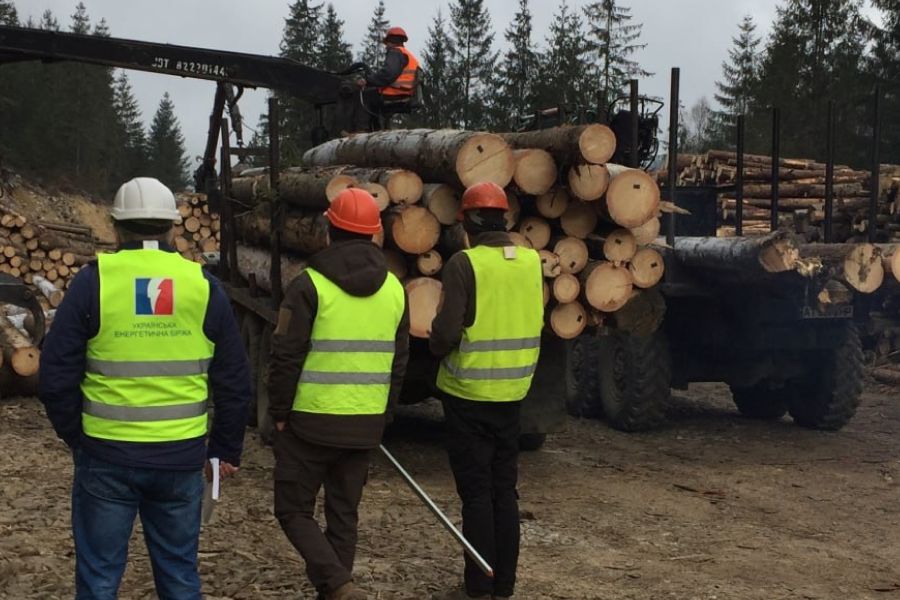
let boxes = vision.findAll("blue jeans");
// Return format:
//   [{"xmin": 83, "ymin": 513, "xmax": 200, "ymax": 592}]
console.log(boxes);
[{"xmin": 72, "ymin": 450, "xmax": 204, "ymax": 600}]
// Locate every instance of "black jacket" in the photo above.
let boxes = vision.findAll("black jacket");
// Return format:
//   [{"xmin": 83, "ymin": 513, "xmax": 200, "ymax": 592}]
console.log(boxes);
[
  {"xmin": 268, "ymin": 240, "xmax": 410, "ymax": 449},
  {"xmin": 365, "ymin": 45, "xmax": 409, "ymax": 88}
]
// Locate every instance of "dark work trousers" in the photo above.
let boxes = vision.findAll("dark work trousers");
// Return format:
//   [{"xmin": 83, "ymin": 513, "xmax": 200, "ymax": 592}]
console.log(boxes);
[
  {"xmin": 273, "ymin": 426, "xmax": 371, "ymax": 596},
  {"xmin": 441, "ymin": 394, "xmax": 522, "ymax": 598}
]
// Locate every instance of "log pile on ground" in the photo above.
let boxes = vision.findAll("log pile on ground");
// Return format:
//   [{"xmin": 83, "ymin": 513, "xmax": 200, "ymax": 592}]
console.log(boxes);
[
  {"xmin": 174, "ymin": 193, "xmax": 221, "ymax": 261},
  {"xmin": 670, "ymin": 150, "xmax": 900, "ymax": 243},
  {"xmin": 229, "ymin": 125, "xmax": 682, "ymax": 340}
]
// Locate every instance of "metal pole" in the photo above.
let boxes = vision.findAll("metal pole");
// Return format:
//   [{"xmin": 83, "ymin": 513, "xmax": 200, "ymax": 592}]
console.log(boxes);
[
  {"xmin": 735, "ymin": 114, "xmax": 745, "ymax": 237},
  {"xmin": 666, "ymin": 68, "xmax": 679, "ymax": 247},
  {"xmin": 629, "ymin": 79, "xmax": 640, "ymax": 169},
  {"xmin": 218, "ymin": 118, "xmax": 232, "ymax": 283},
  {"xmin": 824, "ymin": 100, "xmax": 835, "ymax": 243},
  {"xmin": 770, "ymin": 107, "xmax": 780, "ymax": 232},
  {"xmin": 869, "ymin": 85, "xmax": 882, "ymax": 244},
  {"xmin": 379, "ymin": 444, "xmax": 494, "ymax": 578},
  {"xmin": 268, "ymin": 97, "xmax": 283, "ymax": 307}
]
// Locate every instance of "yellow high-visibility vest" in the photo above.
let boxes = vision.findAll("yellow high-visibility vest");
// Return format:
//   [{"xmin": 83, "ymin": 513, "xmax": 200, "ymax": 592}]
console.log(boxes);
[
  {"xmin": 81, "ymin": 246, "xmax": 214, "ymax": 442},
  {"xmin": 436, "ymin": 245, "xmax": 544, "ymax": 401},
  {"xmin": 293, "ymin": 268, "xmax": 405, "ymax": 415}
]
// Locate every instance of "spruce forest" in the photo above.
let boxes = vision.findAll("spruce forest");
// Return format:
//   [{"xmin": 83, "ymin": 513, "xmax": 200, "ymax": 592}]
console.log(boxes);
[{"xmin": 1, "ymin": 0, "xmax": 899, "ymax": 196}]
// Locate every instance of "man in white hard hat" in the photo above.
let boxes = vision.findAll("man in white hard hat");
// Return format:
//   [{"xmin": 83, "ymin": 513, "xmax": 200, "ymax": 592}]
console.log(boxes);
[{"xmin": 39, "ymin": 177, "xmax": 252, "ymax": 599}]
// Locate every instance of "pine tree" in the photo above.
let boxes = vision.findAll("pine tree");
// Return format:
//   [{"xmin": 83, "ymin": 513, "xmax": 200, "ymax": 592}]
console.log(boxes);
[
  {"xmin": 419, "ymin": 9, "xmax": 457, "ymax": 128},
  {"xmin": 682, "ymin": 97, "xmax": 719, "ymax": 153},
  {"xmin": 318, "ymin": 4, "xmax": 352, "ymax": 72},
  {"xmin": 713, "ymin": 15, "xmax": 760, "ymax": 135},
  {"xmin": 113, "ymin": 72, "xmax": 148, "ymax": 181},
  {"xmin": 533, "ymin": 0, "xmax": 592, "ymax": 112},
  {"xmin": 358, "ymin": 0, "xmax": 389, "ymax": 67},
  {"xmin": 0, "ymin": 0, "xmax": 17, "ymax": 25},
  {"xmin": 147, "ymin": 93, "xmax": 189, "ymax": 190},
  {"xmin": 278, "ymin": 0, "xmax": 323, "ymax": 162},
  {"xmin": 871, "ymin": 0, "xmax": 900, "ymax": 163},
  {"xmin": 494, "ymin": 0, "xmax": 539, "ymax": 128},
  {"xmin": 752, "ymin": 0, "xmax": 869, "ymax": 163},
  {"xmin": 448, "ymin": 0, "xmax": 498, "ymax": 129},
  {"xmin": 583, "ymin": 0, "xmax": 650, "ymax": 102}
]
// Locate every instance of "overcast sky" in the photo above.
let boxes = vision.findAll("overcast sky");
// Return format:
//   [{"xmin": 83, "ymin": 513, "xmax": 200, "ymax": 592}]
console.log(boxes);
[{"xmin": 13, "ymin": 0, "xmax": 880, "ymax": 165}]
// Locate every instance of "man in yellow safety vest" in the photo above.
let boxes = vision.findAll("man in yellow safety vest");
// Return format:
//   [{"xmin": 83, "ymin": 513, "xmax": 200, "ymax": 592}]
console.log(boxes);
[
  {"xmin": 267, "ymin": 187, "xmax": 410, "ymax": 600},
  {"xmin": 430, "ymin": 182, "xmax": 544, "ymax": 600},
  {"xmin": 39, "ymin": 177, "xmax": 251, "ymax": 599}
]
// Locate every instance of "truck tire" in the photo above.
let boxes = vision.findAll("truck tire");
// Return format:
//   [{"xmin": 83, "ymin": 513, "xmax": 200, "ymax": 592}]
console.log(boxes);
[
  {"xmin": 256, "ymin": 326, "xmax": 275, "ymax": 445},
  {"xmin": 596, "ymin": 330, "xmax": 671, "ymax": 431},
  {"xmin": 240, "ymin": 315, "xmax": 261, "ymax": 428},
  {"xmin": 565, "ymin": 336, "xmax": 601, "ymax": 418},
  {"xmin": 729, "ymin": 384, "xmax": 789, "ymax": 420},
  {"xmin": 787, "ymin": 322, "xmax": 864, "ymax": 431},
  {"xmin": 518, "ymin": 433, "xmax": 547, "ymax": 451}
]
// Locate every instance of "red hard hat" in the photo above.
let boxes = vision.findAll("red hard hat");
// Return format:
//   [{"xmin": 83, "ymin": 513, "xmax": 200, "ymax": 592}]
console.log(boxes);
[
  {"xmin": 384, "ymin": 26, "xmax": 408, "ymax": 42},
  {"xmin": 326, "ymin": 188, "xmax": 382, "ymax": 235},
  {"xmin": 460, "ymin": 182, "xmax": 509, "ymax": 213}
]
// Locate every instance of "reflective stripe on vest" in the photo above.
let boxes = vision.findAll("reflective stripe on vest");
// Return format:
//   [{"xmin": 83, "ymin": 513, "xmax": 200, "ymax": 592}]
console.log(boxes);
[
  {"xmin": 80, "ymin": 245, "xmax": 215, "ymax": 443},
  {"xmin": 436, "ymin": 245, "xmax": 544, "ymax": 402},
  {"xmin": 380, "ymin": 46, "xmax": 419, "ymax": 96},
  {"xmin": 293, "ymin": 268, "xmax": 405, "ymax": 416}
]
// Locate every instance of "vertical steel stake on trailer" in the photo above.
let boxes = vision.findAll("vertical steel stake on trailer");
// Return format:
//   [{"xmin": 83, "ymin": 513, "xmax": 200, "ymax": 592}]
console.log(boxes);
[
  {"xmin": 666, "ymin": 68, "xmax": 679, "ymax": 247},
  {"xmin": 735, "ymin": 115, "xmax": 745, "ymax": 237},
  {"xmin": 219, "ymin": 119, "xmax": 233, "ymax": 283},
  {"xmin": 824, "ymin": 101, "xmax": 835, "ymax": 243},
  {"xmin": 869, "ymin": 84, "xmax": 882, "ymax": 244},
  {"xmin": 629, "ymin": 79, "xmax": 640, "ymax": 169},
  {"xmin": 378, "ymin": 445, "xmax": 494, "ymax": 578},
  {"xmin": 770, "ymin": 107, "xmax": 781, "ymax": 232},
  {"xmin": 268, "ymin": 98, "xmax": 284, "ymax": 308}
]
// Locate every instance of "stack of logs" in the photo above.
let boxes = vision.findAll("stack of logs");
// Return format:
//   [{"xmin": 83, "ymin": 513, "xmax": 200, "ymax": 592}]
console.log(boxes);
[
  {"xmin": 174, "ymin": 193, "xmax": 221, "ymax": 261},
  {"xmin": 670, "ymin": 150, "xmax": 900, "ymax": 242},
  {"xmin": 231, "ymin": 126, "xmax": 673, "ymax": 340}
]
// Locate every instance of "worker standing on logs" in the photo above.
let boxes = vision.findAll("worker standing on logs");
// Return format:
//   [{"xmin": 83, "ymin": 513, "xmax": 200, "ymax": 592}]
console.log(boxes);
[
  {"xmin": 38, "ymin": 177, "xmax": 251, "ymax": 599},
  {"xmin": 429, "ymin": 182, "xmax": 545, "ymax": 600},
  {"xmin": 267, "ymin": 188, "xmax": 410, "ymax": 600},
  {"xmin": 356, "ymin": 26, "xmax": 419, "ymax": 114}
]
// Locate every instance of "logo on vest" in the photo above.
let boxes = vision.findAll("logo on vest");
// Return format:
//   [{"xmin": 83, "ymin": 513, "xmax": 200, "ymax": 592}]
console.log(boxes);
[{"xmin": 135, "ymin": 278, "xmax": 174, "ymax": 315}]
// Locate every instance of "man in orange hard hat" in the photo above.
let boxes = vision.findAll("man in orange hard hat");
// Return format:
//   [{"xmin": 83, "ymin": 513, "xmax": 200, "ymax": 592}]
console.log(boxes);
[
  {"xmin": 268, "ymin": 188, "xmax": 410, "ymax": 600},
  {"xmin": 357, "ymin": 25, "xmax": 420, "ymax": 111},
  {"xmin": 429, "ymin": 182, "xmax": 545, "ymax": 600}
]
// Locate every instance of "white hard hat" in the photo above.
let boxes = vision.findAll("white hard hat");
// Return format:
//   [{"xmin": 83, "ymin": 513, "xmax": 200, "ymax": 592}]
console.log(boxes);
[{"xmin": 111, "ymin": 177, "xmax": 180, "ymax": 221}]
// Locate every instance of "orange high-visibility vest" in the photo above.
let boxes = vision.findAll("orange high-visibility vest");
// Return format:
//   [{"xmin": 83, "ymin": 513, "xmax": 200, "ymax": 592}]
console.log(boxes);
[{"xmin": 380, "ymin": 47, "xmax": 419, "ymax": 97}]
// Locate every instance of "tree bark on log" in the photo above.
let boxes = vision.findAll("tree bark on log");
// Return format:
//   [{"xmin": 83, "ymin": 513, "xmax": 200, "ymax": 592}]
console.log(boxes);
[
  {"xmin": 32, "ymin": 275, "xmax": 64, "ymax": 308},
  {"xmin": 511, "ymin": 149, "xmax": 557, "ymax": 195},
  {"xmin": 232, "ymin": 166, "xmax": 362, "ymax": 210},
  {"xmin": 550, "ymin": 301, "xmax": 587, "ymax": 339},
  {"xmin": 235, "ymin": 204, "xmax": 330, "ymax": 256},
  {"xmin": 799, "ymin": 243, "xmax": 885, "ymax": 293},
  {"xmin": 674, "ymin": 232, "xmax": 799, "ymax": 275},
  {"xmin": 302, "ymin": 129, "xmax": 515, "ymax": 188},
  {"xmin": 883, "ymin": 245, "xmax": 900, "ymax": 282},
  {"xmin": 236, "ymin": 244, "xmax": 307, "ymax": 293},
  {"xmin": 500, "ymin": 124, "xmax": 616, "ymax": 165},
  {"xmin": 405, "ymin": 277, "xmax": 443, "ymax": 339},
  {"xmin": 0, "ymin": 314, "xmax": 39, "ymax": 377}
]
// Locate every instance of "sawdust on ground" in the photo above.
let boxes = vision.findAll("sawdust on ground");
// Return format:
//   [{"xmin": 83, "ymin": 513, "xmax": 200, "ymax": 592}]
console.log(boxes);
[{"xmin": 1, "ymin": 383, "xmax": 899, "ymax": 600}]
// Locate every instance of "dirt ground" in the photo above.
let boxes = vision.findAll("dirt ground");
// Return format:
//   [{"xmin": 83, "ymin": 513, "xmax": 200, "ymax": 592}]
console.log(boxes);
[{"xmin": 1, "ymin": 383, "xmax": 899, "ymax": 600}]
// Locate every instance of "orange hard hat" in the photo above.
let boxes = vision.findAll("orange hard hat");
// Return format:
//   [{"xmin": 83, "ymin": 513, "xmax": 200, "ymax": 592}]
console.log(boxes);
[
  {"xmin": 460, "ymin": 182, "xmax": 509, "ymax": 213},
  {"xmin": 326, "ymin": 188, "xmax": 382, "ymax": 235},
  {"xmin": 384, "ymin": 26, "xmax": 408, "ymax": 42}
]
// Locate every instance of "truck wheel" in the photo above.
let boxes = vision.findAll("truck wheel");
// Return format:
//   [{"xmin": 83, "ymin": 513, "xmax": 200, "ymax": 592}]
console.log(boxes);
[
  {"xmin": 787, "ymin": 322, "xmax": 864, "ymax": 431},
  {"xmin": 256, "ymin": 326, "xmax": 275, "ymax": 445},
  {"xmin": 565, "ymin": 336, "xmax": 601, "ymax": 417},
  {"xmin": 729, "ymin": 384, "xmax": 788, "ymax": 419},
  {"xmin": 240, "ymin": 315, "xmax": 261, "ymax": 427},
  {"xmin": 518, "ymin": 433, "xmax": 546, "ymax": 451},
  {"xmin": 596, "ymin": 330, "xmax": 671, "ymax": 432}
]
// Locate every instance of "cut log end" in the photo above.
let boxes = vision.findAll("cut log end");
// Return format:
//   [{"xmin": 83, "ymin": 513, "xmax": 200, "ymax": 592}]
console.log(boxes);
[
  {"xmin": 512, "ymin": 149, "xmax": 557, "ymax": 195},
  {"xmin": 536, "ymin": 188, "xmax": 570, "ymax": 219},
  {"xmin": 417, "ymin": 250, "xmax": 443, "ymax": 276},
  {"xmin": 629, "ymin": 248, "xmax": 665, "ymax": 289},
  {"xmin": 606, "ymin": 167, "xmax": 660, "ymax": 228},
  {"xmin": 455, "ymin": 133, "xmax": 515, "ymax": 188},
  {"xmin": 630, "ymin": 217, "xmax": 661, "ymax": 246},
  {"xmin": 602, "ymin": 229, "xmax": 638, "ymax": 264},
  {"xmin": 388, "ymin": 206, "xmax": 441, "ymax": 255},
  {"xmin": 560, "ymin": 202, "xmax": 599, "ymax": 239},
  {"xmin": 406, "ymin": 277, "xmax": 443, "ymax": 339},
  {"xmin": 844, "ymin": 243, "xmax": 884, "ymax": 294},
  {"xmin": 519, "ymin": 217, "xmax": 551, "ymax": 250},
  {"xmin": 567, "ymin": 164, "xmax": 610, "ymax": 201},
  {"xmin": 553, "ymin": 237, "xmax": 589, "ymax": 275},
  {"xmin": 539, "ymin": 250, "xmax": 562, "ymax": 278},
  {"xmin": 422, "ymin": 184, "xmax": 460, "ymax": 226},
  {"xmin": 326, "ymin": 174, "xmax": 358, "ymax": 202},
  {"xmin": 584, "ymin": 262, "xmax": 634, "ymax": 312},
  {"xmin": 359, "ymin": 182, "xmax": 391, "ymax": 212},
  {"xmin": 550, "ymin": 301, "xmax": 587, "ymax": 339},
  {"xmin": 579, "ymin": 124, "xmax": 617, "ymax": 165},
  {"xmin": 552, "ymin": 273, "xmax": 581, "ymax": 303}
]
